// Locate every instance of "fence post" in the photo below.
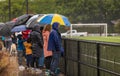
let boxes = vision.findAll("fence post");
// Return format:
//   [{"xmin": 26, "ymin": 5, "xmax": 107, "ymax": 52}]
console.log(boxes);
[
  {"xmin": 97, "ymin": 43, "xmax": 100, "ymax": 76},
  {"xmin": 64, "ymin": 39, "xmax": 67, "ymax": 75},
  {"xmin": 77, "ymin": 41, "xmax": 81, "ymax": 76}
]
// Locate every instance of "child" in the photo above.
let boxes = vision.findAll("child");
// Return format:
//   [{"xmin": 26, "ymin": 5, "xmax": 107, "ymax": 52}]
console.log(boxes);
[
  {"xmin": 23, "ymin": 38, "xmax": 32, "ymax": 68},
  {"xmin": 10, "ymin": 43, "xmax": 17, "ymax": 56},
  {"xmin": 17, "ymin": 34, "xmax": 25, "ymax": 66}
]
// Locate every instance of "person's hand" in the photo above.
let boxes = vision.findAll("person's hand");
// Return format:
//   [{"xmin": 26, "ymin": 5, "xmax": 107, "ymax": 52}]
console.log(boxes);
[{"xmin": 60, "ymin": 47, "xmax": 64, "ymax": 57}]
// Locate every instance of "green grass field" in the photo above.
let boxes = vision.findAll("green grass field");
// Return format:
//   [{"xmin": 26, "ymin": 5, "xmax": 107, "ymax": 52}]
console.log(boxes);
[
  {"xmin": 69, "ymin": 36, "xmax": 120, "ymax": 76},
  {"xmin": 72, "ymin": 36, "xmax": 120, "ymax": 43},
  {"xmin": 65, "ymin": 36, "xmax": 120, "ymax": 76}
]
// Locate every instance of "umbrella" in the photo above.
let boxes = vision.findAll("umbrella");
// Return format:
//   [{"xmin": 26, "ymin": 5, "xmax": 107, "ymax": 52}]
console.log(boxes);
[
  {"xmin": 0, "ymin": 26, "xmax": 11, "ymax": 36},
  {"xmin": 11, "ymin": 25, "xmax": 27, "ymax": 32},
  {"xmin": 26, "ymin": 14, "xmax": 45, "ymax": 28},
  {"xmin": 0, "ymin": 23, "xmax": 5, "ymax": 30},
  {"xmin": 11, "ymin": 14, "xmax": 33, "ymax": 26},
  {"xmin": 37, "ymin": 14, "xmax": 71, "ymax": 26},
  {"xmin": 0, "ymin": 21, "xmax": 15, "ymax": 36}
]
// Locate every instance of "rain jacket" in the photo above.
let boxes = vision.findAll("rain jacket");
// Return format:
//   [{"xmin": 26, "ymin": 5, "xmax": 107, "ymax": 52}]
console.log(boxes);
[
  {"xmin": 17, "ymin": 35, "xmax": 25, "ymax": 51},
  {"xmin": 48, "ymin": 22, "xmax": 64, "ymax": 52},
  {"xmin": 23, "ymin": 41, "xmax": 32, "ymax": 55},
  {"xmin": 43, "ymin": 30, "xmax": 52, "ymax": 57},
  {"xmin": 30, "ymin": 25, "xmax": 43, "ymax": 57}
]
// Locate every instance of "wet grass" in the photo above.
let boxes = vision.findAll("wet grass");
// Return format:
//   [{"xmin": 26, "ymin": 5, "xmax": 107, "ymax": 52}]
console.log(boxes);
[{"xmin": 72, "ymin": 36, "xmax": 120, "ymax": 43}]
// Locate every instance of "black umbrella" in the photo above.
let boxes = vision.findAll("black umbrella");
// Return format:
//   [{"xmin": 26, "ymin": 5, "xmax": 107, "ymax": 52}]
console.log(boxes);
[
  {"xmin": 12, "ymin": 14, "xmax": 33, "ymax": 26},
  {"xmin": 0, "ymin": 21, "xmax": 15, "ymax": 36},
  {"xmin": 0, "ymin": 23, "xmax": 5, "ymax": 30},
  {"xmin": 26, "ymin": 14, "xmax": 45, "ymax": 29},
  {"xmin": 0, "ymin": 25, "xmax": 11, "ymax": 36},
  {"xmin": 0, "ymin": 14, "xmax": 33, "ymax": 36}
]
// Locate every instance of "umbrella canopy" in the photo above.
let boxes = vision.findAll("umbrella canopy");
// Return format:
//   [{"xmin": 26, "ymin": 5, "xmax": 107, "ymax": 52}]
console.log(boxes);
[
  {"xmin": 0, "ymin": 26, "xmax": 11, "ymax": 36},
  {"xmin": 37, "ymin": 14, "xmax": 71, "ymax": 26},
  {"xmin": 11, "ymin": 25, "xmax": 27, "ymax": 32},
  {"xmin": 26, "ymin": 14, "xmax": 45, "ymax": 28},
  {"xmin": 12, "ymin": 14, "xmax": 33, "ymax": 26},
  {"xmin": 0, "ymin": 23, "xmax": 5, "ymax": 30},
  {"xmin": 0, "ymin": 21, "xmax": 15, "ymax": 36}
]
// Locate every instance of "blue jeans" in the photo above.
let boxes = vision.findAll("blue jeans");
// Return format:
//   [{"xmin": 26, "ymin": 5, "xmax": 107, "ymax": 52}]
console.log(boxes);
[
  {"xmin": 39, "ymin": 50, "xmax": 44, "ymax": 67},
  {"xmin": 17, "ymin": 51, "xmax": 23, "ymax": 65},
  {"xmin": 26, "ymin": 54, "xmax": 32, "ymax": 67},
  {"xmin": 50, "ymin": 51, "xmax": 61, "ymax": 73}
]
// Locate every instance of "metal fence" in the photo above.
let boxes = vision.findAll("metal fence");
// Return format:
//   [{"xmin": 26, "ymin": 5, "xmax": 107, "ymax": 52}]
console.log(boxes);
[{"xmin": 59, "ymin": 38, "xmax": 120, "ymax": 76}]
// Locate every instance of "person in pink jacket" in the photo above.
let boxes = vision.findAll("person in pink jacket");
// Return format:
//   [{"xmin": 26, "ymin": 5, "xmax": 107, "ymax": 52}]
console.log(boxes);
[{"xmin": 42, "ymin": 25, "xmax": 52, "ymax": 69}]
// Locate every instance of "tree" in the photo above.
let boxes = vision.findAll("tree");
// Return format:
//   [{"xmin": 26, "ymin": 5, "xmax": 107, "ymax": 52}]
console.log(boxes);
[{"xmin": 115, "ymin": 19, "xmax": 120, "ymax": 34}]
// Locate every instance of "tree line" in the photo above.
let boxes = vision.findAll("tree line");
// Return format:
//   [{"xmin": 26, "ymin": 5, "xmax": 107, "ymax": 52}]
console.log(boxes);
[{"xmin": 0, "ymin": 0, "xmax": 120, "ymax": 32}]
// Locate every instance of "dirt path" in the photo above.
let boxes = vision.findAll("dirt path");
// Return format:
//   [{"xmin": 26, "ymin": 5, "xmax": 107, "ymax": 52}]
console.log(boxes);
[
  {"xmin": 0, "ymin": 56, "xmax": 19, "ymax": 76},
  {"xmin": 0, "ymin": 55, "xmax": 45, "ymax": 76},
  {"xmin": 0, "ymin": 52, "xmax": 64, "ymax": 76}
]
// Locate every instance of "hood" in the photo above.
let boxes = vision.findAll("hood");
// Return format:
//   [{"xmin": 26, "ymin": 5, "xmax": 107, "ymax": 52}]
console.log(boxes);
[
  {"xmin": 33, "ymin": 24, "xmax": 40, "ymax": 32},
  {"xmin": 52, "ymin": 22, "xmax": 60, "ymax": 31}
]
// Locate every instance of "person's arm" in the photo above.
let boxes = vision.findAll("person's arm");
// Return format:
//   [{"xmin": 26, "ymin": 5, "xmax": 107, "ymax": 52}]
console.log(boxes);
[
  {"xmin": 53, "ymin": 31, "xmax": 61, "ymax": 51},
  {"xmin": 37, "ymin": 33, "xmax": 43, "ymax": 48}
]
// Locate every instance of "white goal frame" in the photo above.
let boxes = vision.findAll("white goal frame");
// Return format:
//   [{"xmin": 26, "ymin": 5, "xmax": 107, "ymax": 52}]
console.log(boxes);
[{"xmin": 70, "ymin": 23, "xmax": 108, "ymax": 37}]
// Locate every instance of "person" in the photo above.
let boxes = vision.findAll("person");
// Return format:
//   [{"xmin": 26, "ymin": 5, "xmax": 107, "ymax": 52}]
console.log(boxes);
[
  {"xmin": 42, "ymin": 25, "xmax": 52, "ymax": 70},
  {"xmin": 11, "ymin": 33, "xmax": 17, "ymax": 45},
  {"xmin": 38, "ymin": 26, "xmax": 45, "ymax": 69},
  {"xmin": 1, "ymin": 36, "xmax": 5, "ymax": 48},
  {"xmin": 10, "ymin": 43, "xmax": 17, "ymax": 56},
  {"xmin": 48, "ymin": 22, "xmax": 64, "ymax": 75},
  {"xmin": 17, "ymin": 34, "xmax": 25, "ymax": 66},
  {"xmin": 5, "ymin": 36, "xmax": 12, "ymax": 51},
  {"xmin": 22, "ymin": 29, "xmax": 31, "ymax": 40},
  {"xmin": 30, "ymin": 24, "xmax": 43, "ymax": 70},
  {"xmin": 23, "ymin": 38, "xmax": 32, "ymax": 68}
]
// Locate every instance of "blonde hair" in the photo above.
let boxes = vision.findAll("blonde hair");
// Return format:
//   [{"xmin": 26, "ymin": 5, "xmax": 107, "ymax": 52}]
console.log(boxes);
[{"xmin": 43, "ymin": 24, "xmax": 51, "ymax": 32}]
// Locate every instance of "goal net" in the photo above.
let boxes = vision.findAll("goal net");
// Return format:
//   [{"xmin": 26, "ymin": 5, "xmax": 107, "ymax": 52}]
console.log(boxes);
[{"xmin": 70, "ymin": 23, "xmax": 108, "ymax": 37}]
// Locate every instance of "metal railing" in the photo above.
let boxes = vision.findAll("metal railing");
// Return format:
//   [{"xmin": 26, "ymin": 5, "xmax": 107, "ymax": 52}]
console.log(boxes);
[{"xmin": 59, "ymin": 38, "xmax": 120, "ymax": 76}]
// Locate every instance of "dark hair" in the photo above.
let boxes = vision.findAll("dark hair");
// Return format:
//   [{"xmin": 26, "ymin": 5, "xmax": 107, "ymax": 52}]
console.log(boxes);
[
  {"xmin": 27, "ymin": 38, "xmax": 31, "ymax": 43},
  {"xmin": 40, "ymin": 27, "xmax": 44, "ymax": 31},
  {"xmin": 17, "ymin": 34, "xmax": 22, "ymax": 39}
]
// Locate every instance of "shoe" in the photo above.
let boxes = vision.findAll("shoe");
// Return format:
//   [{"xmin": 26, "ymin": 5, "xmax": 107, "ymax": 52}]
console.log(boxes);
[
  {"xmin": 39, "ymin": 66, "xmax": 45, "ymax": 69},
  {"xmin": 35, "ymin": 68, "xmax": 42, "ymax": 74},
  {"xmin": 19, "ymin": 65, "xmax": 25, "ymax": 71},
  {"xmin": 26, "ymin": 67, "xmax": 30, "ymax": 70},
  {"xmin": 30, "ymin": 68, "xmax": 36, "ymax": 73},
  {"xmin": 50, "ymin": 71, "xmax": 56, "ymax": 76},
  {"xmin": 55, "ymin": 68, "xmax": 60, "ymax": 75},
  {"xmin": 30, "ymin": 67, "xmax": 34, "ymax": 70}
]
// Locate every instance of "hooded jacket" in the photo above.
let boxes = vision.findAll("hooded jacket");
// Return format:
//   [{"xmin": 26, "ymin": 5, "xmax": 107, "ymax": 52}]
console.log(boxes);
[
  {"xmin": 30, "ymin": 25, "xmax": 43, "ymax": 57},
  {"xmin": 17, "ymin": 35, "xmax": 25, "ymax": 51},
  {"xmin": 47, "ymin": 22, "xmax": 63, "ymax": 52}
]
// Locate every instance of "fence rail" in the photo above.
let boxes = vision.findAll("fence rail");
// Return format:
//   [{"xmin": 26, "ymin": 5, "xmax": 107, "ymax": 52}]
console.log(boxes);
[{"xmin": 59, "ymin": 38, "xmax": 120, "ymax": 76}]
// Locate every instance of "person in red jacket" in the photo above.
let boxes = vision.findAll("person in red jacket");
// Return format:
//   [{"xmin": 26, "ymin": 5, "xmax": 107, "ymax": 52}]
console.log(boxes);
[{"xmin": 22, "ymin": 29, "xmax": 31, "ymax": 40}]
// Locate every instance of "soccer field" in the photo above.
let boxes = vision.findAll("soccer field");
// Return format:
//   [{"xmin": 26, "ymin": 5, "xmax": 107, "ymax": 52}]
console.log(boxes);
[{"xmin": 73, "ymin": 36, "xmax": 120, "ymax": 43}]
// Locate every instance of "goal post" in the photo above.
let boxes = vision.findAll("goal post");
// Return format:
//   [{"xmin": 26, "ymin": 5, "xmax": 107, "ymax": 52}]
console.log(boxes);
[{"xmin": 70, "ymin": 23, "xmax": 108, "ymax": 37}]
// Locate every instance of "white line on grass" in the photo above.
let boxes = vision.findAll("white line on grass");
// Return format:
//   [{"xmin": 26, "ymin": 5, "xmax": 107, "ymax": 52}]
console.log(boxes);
[
  {"xmin": 82, "ymin": 54, "xmax": 120, "ymax": 65},
  {"xmin": 104, "ymin": 37, "xmax": 120, "ymax": 40}
]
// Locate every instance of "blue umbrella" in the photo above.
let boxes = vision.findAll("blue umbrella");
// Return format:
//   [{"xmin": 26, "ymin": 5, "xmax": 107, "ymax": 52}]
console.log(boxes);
[
  {"xmin": 37, "ymin": 14, "xmax": 71, "ymax": 26},
  {"xmin": 11, "ymin": 25, "xmax": 27, "ymax": 32}
]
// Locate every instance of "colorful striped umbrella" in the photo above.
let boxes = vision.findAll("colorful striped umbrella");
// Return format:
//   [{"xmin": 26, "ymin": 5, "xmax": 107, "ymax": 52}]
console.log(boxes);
[{"xmin": 37, "ymin": 14, "xmax": 71, "ymax": 26}]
